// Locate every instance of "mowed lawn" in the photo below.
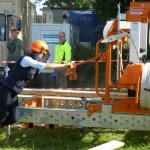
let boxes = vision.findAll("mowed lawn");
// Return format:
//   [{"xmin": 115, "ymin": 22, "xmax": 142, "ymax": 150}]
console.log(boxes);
[{"xmin": 0, "ymin": 124, "xmax": 150, "ymax": 150}]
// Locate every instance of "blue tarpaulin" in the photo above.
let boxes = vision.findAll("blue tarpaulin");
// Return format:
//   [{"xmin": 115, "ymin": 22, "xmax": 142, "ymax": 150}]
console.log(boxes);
[{"xmin": 68, "ymin": 9, "xmax": 102, "ymax": 43}]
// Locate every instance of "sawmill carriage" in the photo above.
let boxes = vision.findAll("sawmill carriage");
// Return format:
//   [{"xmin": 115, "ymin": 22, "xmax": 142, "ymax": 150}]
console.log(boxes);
[{"xmin": 3, "ymin": 1, "xmax": 150, "ymax": 134}]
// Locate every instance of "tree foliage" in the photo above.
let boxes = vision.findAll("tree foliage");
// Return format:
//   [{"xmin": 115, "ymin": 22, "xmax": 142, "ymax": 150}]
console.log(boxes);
[
  {"xmin": 33, "ymin": 0, "xmax": 150, "ymax": 26},
  {"xmin": 33, "ymin": 0, "xmax": 95, "ymax": 8},
  {"xmin": 32, "ymin": 0, "xmax": 128, "ymax": 26},
  {"xmin": 93, "ymin": 0, "xmax": 150, "ymax": 25},
  {"xmin": 93, "ymin": 0, "xmax": 130, "ymax": 26}
]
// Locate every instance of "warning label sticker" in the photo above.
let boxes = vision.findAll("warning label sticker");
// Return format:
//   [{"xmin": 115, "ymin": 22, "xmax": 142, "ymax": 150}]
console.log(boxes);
[{"xmin": 130, "ymin": 7, "xmax": 142, "ymax": 15}]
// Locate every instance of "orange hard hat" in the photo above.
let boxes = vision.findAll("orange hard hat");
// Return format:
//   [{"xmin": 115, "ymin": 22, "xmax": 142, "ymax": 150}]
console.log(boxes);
[{"xmin": 30, "ymin": 40, "xmax": 49, "ymax": 55}]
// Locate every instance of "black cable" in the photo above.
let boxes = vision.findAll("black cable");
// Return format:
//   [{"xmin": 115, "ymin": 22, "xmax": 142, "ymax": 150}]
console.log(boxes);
[{"xmin": 127, "ymin": 34, "xmax": 140, "ymax": 60}]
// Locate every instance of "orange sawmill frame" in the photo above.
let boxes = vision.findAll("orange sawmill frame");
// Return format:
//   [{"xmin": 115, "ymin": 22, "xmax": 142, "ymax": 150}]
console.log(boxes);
[{"xmin": 24, "ymin": 2, "xmax": 150, "ymax": 117}]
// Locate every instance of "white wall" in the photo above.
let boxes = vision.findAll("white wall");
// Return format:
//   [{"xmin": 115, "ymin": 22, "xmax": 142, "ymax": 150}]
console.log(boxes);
[{"xmin": 32, "ymin": 23, "xmax": 71, "ymax": 61}]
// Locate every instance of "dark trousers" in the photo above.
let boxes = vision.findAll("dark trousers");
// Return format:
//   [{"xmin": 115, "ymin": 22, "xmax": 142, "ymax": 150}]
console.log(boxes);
[
  {"xmin": 55, "ymin": 68, "xmax": 67, "ymax": 88},
  {"xmin": 0, "ymin": 86, "xmax": 18, "ymax": 127},
  {"xmin": 8, "ymin": 63, "xmax": 15, "ymax": 74}
]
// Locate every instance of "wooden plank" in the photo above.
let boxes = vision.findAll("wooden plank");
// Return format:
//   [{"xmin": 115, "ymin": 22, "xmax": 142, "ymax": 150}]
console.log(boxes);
[
  {"xmin": 21, "ymin": 88, "xmax": 100, "ymax": 98},
  {"xmin": 89, "ymin": 140, "xmax": 124, "ymax": 150},
  {"xmin": 18, "ymin": 95, "xmax": 103, "ymax": 101},
  {"xmin": 21, "ymin": 88, "xmax": 129, "ymax": 99}
]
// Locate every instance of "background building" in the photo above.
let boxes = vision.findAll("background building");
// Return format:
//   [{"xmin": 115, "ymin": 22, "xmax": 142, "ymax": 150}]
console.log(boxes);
[
  {"xmin": 40, "ymin": 7, "xmax": 101, "ymax": 46},
  {"xmin": 0, "ymin": 0, "xmax": 36, "ymax": 62}
]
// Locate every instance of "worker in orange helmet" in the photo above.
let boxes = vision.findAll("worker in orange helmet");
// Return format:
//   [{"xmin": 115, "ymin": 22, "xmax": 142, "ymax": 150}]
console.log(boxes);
[{"xmin": 0, "ymin": 40, "xmax": 73, "ymax": 128}]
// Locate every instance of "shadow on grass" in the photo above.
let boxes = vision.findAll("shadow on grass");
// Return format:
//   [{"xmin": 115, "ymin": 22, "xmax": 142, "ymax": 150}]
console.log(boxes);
[
  {"xmin": 0, "ymin": 127, "xmax": 128, "ymax": 150},
  {"xmin": 1, "ymin": 126, "xmax": 150, "ymax": 150},
  {"xmin": 0, "ymin": 127, "xmax": 119, "ymax": 150},
  {"xmin": 122, "ymin": 130, "xmax": 150, "ymax": 150}
]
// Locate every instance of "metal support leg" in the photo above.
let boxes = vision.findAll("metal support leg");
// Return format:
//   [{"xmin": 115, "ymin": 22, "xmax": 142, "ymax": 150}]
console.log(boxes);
[
  {"xmin": 6, "ymin": 125, "xmax": 10, "ymax": 139},
  {"xmin": 81, "ymin": 97, "xmax": 87, "ymax": 109}
]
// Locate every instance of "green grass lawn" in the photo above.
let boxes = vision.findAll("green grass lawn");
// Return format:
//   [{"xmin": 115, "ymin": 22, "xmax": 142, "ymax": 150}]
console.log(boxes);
[{"xmin": 0, "ymin": 124, "xmax": 150, "ymax": 150}]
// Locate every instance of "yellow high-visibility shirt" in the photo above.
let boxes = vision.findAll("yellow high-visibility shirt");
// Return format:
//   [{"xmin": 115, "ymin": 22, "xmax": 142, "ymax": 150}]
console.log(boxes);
[{"xmin": 54, "ymin": 41, "xmax": 71, "ymax": 64}]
